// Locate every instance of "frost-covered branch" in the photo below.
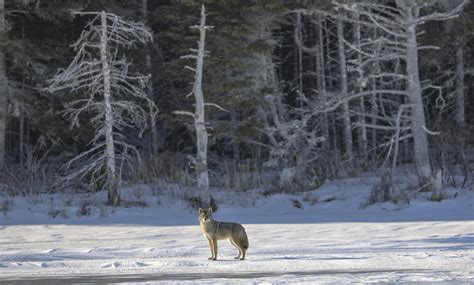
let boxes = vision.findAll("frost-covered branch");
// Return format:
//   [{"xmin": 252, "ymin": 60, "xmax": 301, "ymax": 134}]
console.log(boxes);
[{"xmin": 48, "ymin": 11, "xmax": 155, "ymax": 206}]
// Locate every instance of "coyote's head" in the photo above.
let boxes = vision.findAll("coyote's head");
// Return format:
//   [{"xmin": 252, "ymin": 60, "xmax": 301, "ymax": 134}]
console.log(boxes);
[{"xmin": 199, "ymin": 207, "xmax": 213, "ymax": 223}]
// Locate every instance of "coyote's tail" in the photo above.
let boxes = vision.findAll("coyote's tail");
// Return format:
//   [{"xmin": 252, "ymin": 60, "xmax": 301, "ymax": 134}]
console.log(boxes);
[{"xmin": 242, "ymin": 228, "xmax": 249, "ymax": 250}]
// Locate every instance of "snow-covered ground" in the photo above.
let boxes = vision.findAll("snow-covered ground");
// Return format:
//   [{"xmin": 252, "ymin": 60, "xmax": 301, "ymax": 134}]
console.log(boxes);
[{"xmin": 0, "ymin": 177, "xmax": 473, "ymax": 283}]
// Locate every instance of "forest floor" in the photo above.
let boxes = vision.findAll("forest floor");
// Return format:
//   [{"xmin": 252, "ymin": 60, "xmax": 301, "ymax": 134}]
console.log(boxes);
[{"xmin": 0, "ymin": 176, "xmax": 473, "ymax": 284}]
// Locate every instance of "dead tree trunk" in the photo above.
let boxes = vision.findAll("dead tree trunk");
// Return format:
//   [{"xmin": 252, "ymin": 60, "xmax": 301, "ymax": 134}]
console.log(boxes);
[
  {"xmin": 100, "ymin": 11, "xmax": 119, "ymax": 206},
  {"xmin": 48, "ymin": 10, "xmax": 153, "ymax": 206},
  {"xmin": 335, "ymin": 0, "xmax": 467, "ymax": 190},
  {"xmin": 316, "ymin": 14, "xmax": 329, "ymax": 150},
  {"xmin": 405, "ymin": 12, "xmax": 432, "ymax": 189},
  {"xmin": 178, "ymin": 5, "xmax": 211, "ymax": 207}
]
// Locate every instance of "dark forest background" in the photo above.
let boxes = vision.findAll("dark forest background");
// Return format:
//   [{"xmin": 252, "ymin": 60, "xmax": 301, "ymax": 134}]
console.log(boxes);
[{"xmin": 0, "ymin": 0, "xmax": 472, "ymax": 206}]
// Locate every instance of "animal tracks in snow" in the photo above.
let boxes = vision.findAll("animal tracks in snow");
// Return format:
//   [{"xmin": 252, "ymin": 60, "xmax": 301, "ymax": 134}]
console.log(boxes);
[
  {"xmin": 101, "ymin": 261, "xmax": 123, "ymax": 268},
  {"xmin": 101, "ymin": 261, "xmax": 151, "ymax": 268}
]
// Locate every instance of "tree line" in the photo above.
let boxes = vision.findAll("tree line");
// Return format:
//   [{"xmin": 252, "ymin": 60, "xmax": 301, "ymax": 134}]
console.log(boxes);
[{"xmin": 0, "ymin": 0, "xmax": 472, "ymax": 207}]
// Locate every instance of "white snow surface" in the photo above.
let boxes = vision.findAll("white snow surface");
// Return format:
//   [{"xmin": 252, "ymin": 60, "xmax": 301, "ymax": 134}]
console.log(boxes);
[{"xmin": 0, "ymin": 177, "xmax": 473, "ymax": 284}]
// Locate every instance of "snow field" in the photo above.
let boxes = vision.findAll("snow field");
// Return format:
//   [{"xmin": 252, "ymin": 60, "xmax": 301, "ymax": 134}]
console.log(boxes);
[{"xmin": 0, "ymin": 177, "xmax": 473, "ymax": 283}]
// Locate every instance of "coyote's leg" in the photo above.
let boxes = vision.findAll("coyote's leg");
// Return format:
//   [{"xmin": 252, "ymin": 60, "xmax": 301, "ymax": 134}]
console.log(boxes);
[
  {"xmin": 206, "ymin": 237, "xmax": 214, "ymax": 260},
  {"xmin": 240, "ymin": 246, "xmax": 246, "ymax": 260},
  {"xmin": 211, "ymin": 238, "xmax": 217, "ymax": 260},
  {"xmin": 230, "ymin": 238, "xmax": 242, "ymax": 259}
]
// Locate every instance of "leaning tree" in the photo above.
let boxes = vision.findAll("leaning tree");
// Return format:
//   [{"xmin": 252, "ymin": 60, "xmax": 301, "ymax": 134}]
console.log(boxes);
[{"xmin": 48, "ymin": 11, "xmax": 156, "ymax": 206}]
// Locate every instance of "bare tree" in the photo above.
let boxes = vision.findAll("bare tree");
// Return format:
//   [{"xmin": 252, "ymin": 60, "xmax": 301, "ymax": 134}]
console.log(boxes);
[
  {"xmin": 250, "ymin": 11, "xmax": 325, "ymax": 191},
  {"xmin": 175, "ymin": 5, "xmax": 217, "ymax": 207},
  {"xmin": 335, "ymin": 0, "xmax": 468, "ymax": 189},
  {"xmin": 48, "ymin": 11, "xmax": 155, "ymax": 206}
]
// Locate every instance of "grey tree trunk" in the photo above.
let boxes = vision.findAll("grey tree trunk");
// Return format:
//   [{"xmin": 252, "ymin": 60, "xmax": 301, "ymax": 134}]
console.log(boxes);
[
  {"xmin": 296, "ymin": 13, "xmax": 304, "ymax": 101},
  {"xmin": 325, "ymin": 21, "xmax": 337, "ymax": 153},
  {"xmin": 194, "ymin": 5, "xmax": 210, "ymax": 207},
  {"xmin": 336, "ymin": 17, "xmax": 353, "ymax": 162},
  {"xmin": 19, "ymin": 107, "xmax": 24, "ymax": 167},
  {"xmin": 405, "ymin": 12, "xmax": 432, "ymax": 188},
  {"xmin": 230, "ymin": 108, "xmax": 240, "ymax": 163},
  {"xmin": 371, "ymin": 29, "xmax": 379, "ymax": 160},
  {"xmin": 316, "ymin": 14, "xmax": 328, "ymax": 149},
  {"xmin": 0, "ymin": 0, "xmax": 7, "ymax": 171},
  {"xmin": 100, "ymin": 11, "xmax": 119, "ymax": 206},
  {"xmin": 141, "ymin": 0, "xmax": 159, "ymax": 156},
  {"xmin": 455, "ymin": 38, "xmax": 465, "ymax": 126},
  {"xmin": 354, "ymin": 14, "xmax": 367, "ymax": 158},
  {"xmin": 430, "ymin": 170, "xmax": 443, "ymax": 201}
]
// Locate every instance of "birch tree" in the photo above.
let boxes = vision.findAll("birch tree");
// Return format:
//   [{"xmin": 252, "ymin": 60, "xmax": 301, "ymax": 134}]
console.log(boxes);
[{"xmin": 48, "ymin": 11, "xmax": 155, "ymax": 206}]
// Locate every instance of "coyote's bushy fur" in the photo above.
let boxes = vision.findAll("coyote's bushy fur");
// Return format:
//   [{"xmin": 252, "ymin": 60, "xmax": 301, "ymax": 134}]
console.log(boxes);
[{"xmin": 199, "ymin": 207, "xmax": 249, "ymax": 260}]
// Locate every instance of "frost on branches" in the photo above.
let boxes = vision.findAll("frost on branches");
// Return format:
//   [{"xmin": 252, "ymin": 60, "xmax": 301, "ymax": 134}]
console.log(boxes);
[
  {"xmin": 48, "ymin": 11, "xmax": 156, "ymax": 206},
  {"xmin": 175, "ymin": 5, "xmax": 215, "ymax": 208},
  {"xmin": 332, "ymin": 0, "xmax": 468, "ymax": 190}
]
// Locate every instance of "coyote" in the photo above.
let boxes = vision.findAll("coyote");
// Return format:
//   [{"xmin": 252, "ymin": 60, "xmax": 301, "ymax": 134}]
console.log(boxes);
[{"xmin": 199, "ymin": 207, "xmax": 249, "ymax": 260}]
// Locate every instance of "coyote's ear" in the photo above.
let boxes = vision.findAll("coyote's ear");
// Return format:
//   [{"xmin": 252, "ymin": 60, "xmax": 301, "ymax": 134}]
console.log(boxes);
[
  {"xmin": 199, "ymin": 208, "xmax": 204, "ymax": 214},
  {"xmin": 208, "ymin": 207, "xmax": 213, "ymax": 213}
]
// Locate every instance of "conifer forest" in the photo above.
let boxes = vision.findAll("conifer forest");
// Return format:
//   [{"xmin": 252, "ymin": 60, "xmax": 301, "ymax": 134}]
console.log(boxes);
[{"xmin": 0, "ymin": 0, "xmax": 473, "ymax": 208}]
